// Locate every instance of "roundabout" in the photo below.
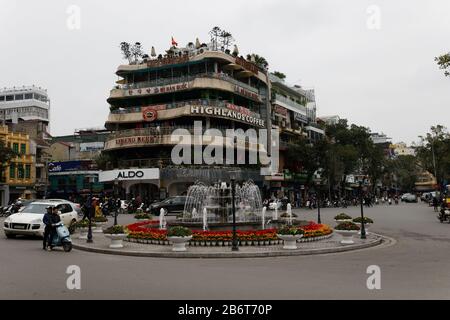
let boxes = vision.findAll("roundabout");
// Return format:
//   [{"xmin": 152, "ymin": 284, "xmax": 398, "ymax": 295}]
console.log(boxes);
[{"xmin": 71, "ymin": 220, "xmax": 386, "ymax": 258}]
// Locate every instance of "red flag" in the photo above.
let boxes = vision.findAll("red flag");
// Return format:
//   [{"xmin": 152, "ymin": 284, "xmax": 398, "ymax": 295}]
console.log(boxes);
[{"xmin": 171, "ymin": 37, "xmax": 178, "ymax": 47}]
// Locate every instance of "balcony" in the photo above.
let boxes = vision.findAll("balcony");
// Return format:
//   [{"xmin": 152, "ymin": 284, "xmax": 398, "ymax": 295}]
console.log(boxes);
[
  {"xmin": 110, "ymin": 72, "xmax": 260, "ymax": 100},
  {"xmin": 274, "ymin": 94, "xmax": 307, "ymax": 114},
  {"xmin": 104, "ymin": 126, "xmax": 264, "ymax": 152}
]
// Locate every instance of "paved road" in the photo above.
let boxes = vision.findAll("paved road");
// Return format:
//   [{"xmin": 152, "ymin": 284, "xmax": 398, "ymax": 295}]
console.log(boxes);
[{"xmin": 1, "ymin": 202, "xmax": 450, "ymax": 299}]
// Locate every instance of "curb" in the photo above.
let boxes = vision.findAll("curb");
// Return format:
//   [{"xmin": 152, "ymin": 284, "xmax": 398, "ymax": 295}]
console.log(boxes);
[{"xmin": 72, "ymin": 235, "xmax": 385, "ymax": 259}]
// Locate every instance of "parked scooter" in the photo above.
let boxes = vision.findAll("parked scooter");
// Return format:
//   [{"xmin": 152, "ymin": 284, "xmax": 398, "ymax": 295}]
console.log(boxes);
[{"xmin": 50, "ymin": 222, "xmax": 73, "ymax": 252}]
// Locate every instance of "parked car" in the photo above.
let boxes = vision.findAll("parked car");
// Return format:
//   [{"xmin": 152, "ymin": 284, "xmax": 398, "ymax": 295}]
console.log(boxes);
[
  {"xmin": 401, "ymin": 193, "xmax": 418, "ymax": 203},
  {"xmin": 3, "ymin": 200, "xmax": 80, "ymax": 238},
  {"xmin": 149, "ymin": 196, "xmax": 187, "ymax": 215}
]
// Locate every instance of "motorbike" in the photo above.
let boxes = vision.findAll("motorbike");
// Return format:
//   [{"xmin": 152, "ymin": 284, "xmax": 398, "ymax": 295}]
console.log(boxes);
[
  {"xmin": 50, "ymin": 222, "xmax": 73, "ymax": 252},
  {"xmin": 438, "ymin": 208, "xmax": 450, "ymax": 223}
]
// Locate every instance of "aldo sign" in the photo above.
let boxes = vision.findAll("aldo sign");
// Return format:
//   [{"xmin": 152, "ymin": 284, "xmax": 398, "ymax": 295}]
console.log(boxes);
[{"xmin": 99, "ymin": 168, "xmax": 160, "ymax": 182}]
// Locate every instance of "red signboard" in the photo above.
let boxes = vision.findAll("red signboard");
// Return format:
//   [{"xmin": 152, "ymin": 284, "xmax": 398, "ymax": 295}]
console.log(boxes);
[{"xmin": 142, "ymin": 108, "xmax": 158, "ymax": 122}]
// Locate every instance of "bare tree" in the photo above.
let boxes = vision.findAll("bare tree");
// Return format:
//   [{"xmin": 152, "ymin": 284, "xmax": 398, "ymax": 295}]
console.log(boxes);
[
  {"xmin": 209, "ymin": 26, "xmax": 222, "ymax": 50},
  {"xmin": 130, "ymin": 42, "xmax": 144, "ymax": 64},
  {"xmin": 219, "ymin": 30, "xmax": 234, "ymax": 51}
]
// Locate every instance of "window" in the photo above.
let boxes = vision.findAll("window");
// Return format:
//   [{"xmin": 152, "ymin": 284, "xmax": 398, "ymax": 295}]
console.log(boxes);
[
  {"xmin": 17, "ymin": 165, "xmax": 24, "ymax": 179},
  {"xmin": 25, "ymin": 165, "xmax": 31, "ymax": 179},
  {"xmin": 14, "ymin": 94, "xmax": 24, "ymax": 100},
  {"xmin": 24, "ymin": 93, "xmax": 32, "ymax": 100},
  {"xmin": 9, "ymin": 163, "xmax": 15, "ymax": 179},
  {"xmin": 20, "ymin": 143, "xmax": 26, "ymax": 155},
  {"xmin": 0, "ymin": 96, "xmax": 4, "ymax": 101},
  {"xmin": 12, "ymin": 143, "xmax": 19, "ymax": 154},
  {"xmin": 57, "ymin": 204, "xmax": 72, "ymax": 214},
  {"xmin": 5, "ymin": 95, "xmax": 13, "ymax": 101}
]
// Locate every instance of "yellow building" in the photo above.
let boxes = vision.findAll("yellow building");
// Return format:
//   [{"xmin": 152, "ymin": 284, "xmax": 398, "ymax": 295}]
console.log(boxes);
[{"xmin": 0, "ymin": 125, "xmax": 36, "ymax": 201}]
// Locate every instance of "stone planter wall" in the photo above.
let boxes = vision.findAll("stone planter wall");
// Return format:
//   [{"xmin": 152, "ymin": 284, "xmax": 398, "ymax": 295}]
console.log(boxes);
[{"xmin": 125, "ymin": 233, "xmax": 333, "ymax": 246}]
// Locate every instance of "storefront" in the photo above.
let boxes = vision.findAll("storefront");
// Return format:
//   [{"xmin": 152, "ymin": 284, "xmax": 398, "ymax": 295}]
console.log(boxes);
[{"xmin": 98, "ymin": 168, "xmax": 160, "ymax": 201}]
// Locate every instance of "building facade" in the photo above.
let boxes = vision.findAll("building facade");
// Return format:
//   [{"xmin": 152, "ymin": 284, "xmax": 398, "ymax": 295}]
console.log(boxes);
[
  {"xmin": 1, "ymin": 86, "xmax": 52, "ymax": 198},
  {"xmin": 47, "ymin": 128, "xmax": 109, "ymax": 199},
  {"xmin": 267, "ymin": 73, "xmax": 324, "ymax": 201},
  {"xmin": 99, "ymin": 41, "xmax": 273, "ymax": 200},
  {"xmin": 0, "ymin": 125, "xmax": 35, "ymax": 204},
  {"xmin": 0, "ymin": 86, "xmax": 50, "ymax": 123}
]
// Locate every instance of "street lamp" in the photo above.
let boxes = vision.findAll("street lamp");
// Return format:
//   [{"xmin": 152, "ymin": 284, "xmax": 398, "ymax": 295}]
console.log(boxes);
[
  {"xmin": 86, "ymin": 175, "xmax": 96, "ymax": 243},
  {"xmin": 230, "ymin": 170, "xmax": 239, "ymax": 252},
  {"xmin": 359, "ymin": 178, "xmax": 367, "ymax": 240},
  {"xmin": 114, "ymin": 178, "xmax": 119, "ymax": 226}
]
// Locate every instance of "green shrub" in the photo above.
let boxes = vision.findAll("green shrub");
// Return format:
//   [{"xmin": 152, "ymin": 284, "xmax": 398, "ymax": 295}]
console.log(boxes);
[
  {"xmin": 277, "ymin": 226, "xmax": 304, "ymax": 236},
  {"xmin": 335, "ymin": 222, "xmax": 360, "ymax": 231},
  {"xmin": 167, "ymin": 226, "xmax": 192, "ymax": 237},
  {"xmin": 334, "ymin": 213, "xmax": 352, "ymax": 220},
  {"xmin": 104, "ymin": 225, "xmax": 126, "ymax": 234},
  {"xmin": 352, "ymin": 217, "xmax": 374, "ymax": 224}
]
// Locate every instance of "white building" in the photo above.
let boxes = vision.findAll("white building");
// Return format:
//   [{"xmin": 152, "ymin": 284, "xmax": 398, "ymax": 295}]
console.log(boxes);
[{"xmin": 0, "ymin": 86, "xmax": 50, "ymax": 124}]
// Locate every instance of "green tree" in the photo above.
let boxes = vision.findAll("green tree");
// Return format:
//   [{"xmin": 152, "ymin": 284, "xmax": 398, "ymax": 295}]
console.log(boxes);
[
  {"xmin": 247, "ymin": 53, "xmax": 269, "ymax": 68},
  {"xmin": 435, "ymin": 53, "xmax": 450, "ymax": 77},
  {"xmin": 416, "ymin": 125, "xmax": 450, "ymax": 186},
  {"xmin": 0, "ymin": 140, "xmax": 17, "ymax": 181},
  {"xmin": 384, "ymin": 155, "xmax": 418, "ymax": 192},
  {"xmin": 271, "ymin": 71, "xmax": 286, "ymax": 80}
]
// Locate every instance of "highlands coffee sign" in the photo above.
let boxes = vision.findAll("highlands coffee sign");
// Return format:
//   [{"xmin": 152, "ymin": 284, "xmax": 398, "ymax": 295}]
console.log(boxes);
[
  {"xmin": 190, "ymin": 105, "xmax": 265, "ymax": 127},
  {"xmin": 99, "ymin": 168, "xmax": 160, "ymax": 182}
]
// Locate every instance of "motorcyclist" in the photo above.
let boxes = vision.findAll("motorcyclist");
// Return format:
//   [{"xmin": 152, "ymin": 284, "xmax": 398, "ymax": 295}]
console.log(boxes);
[
  {"xmin": 42, "ymin": 206, "xmax": 53, "ymax": 250},
  {"xmin": 46, "ymin": 206, "xmax": 61, "ymax": 251}
]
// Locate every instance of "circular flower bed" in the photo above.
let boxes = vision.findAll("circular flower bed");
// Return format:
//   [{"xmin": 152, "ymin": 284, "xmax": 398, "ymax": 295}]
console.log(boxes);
[{"xmin": 126, "ymin": 221, "xmax": 333, "ymax": 246}]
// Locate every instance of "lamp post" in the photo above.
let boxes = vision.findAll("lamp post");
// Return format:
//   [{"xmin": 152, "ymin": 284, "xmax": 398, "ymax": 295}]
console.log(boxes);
[
  {"xmin": 359, "ymin": 179, "xmax": 367, "ymax": 239},
  {"xmin": 316, "ymin": 181, "xmax": 322, "ymax": 224},
  {"xmin": 86, "ymin": 175, "xmax": 95, "ymax": 243},
  {"xmin": 230, "ymin": 171, "xmax": 239, "ymax": 252},
  {"xmin": 114, "ymin": 178, "xmax": 119, "ymax": 226}
]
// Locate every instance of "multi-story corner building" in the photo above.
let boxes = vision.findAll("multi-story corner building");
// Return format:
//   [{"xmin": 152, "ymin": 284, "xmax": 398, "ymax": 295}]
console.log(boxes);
[
  {"xmin": 268, "ymin": 73, "xmax": 324, "ymax": 201},
  {"xmin": 0, "ymin": 86, "xmax": 52, "ymax": 198},
  {"xmin": 99, "ymin": 41, "xmax": 272, "ymax": 200},
  {"xmin": 0, "ymin": 125, "xmax": 35, "ymax": 205}
]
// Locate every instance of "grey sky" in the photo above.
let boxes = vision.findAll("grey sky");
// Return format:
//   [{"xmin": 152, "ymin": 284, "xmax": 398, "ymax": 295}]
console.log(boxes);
[{"xmin": 1, "ymin": 0, "xmax": 449, "ymax": 144}]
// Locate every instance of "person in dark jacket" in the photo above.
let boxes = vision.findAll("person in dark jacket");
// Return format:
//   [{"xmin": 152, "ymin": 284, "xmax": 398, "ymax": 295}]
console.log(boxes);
[
  {"xmin": 46, "ymin": 206, "xmax": 61, "ymax": 251},
  {"xmin": 42, "ymin": 206, "xmax": 53, "ymax": 250}
]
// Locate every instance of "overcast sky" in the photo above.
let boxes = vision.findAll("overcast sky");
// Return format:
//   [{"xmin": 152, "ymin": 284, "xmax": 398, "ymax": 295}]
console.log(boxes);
[{"xmin": 1, "ymin": 0, "xmax": 449, "ymax": 144}]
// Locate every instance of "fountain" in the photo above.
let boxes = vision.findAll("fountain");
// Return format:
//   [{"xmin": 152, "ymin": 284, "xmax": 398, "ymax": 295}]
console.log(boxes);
[
  {"xmin": 180, "ymin": 180, "xmax": 264, "ymax": 231},
  {"xmin": 202, "ymin": 207, "xmax": 208, "ymax": 231},
  {"xmin": 273, "ymin": 206, "xmax": 278, "ymax": 221},
  {"xmin": 160, "ymin": 208, "xmax": 166, "ymax": 229},
  {"xmin": 287, "ymin": 203, "xmax": 292, "ymax": 225},
  {"xmin": 261, "ymin": 206, "xmax": 267, "ymax": 230}
]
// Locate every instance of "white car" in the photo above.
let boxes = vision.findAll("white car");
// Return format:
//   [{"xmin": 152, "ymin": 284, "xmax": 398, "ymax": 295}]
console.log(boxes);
[{"xmin": 3, "ymin": 200, "xmax": 79, "ymax": 238}]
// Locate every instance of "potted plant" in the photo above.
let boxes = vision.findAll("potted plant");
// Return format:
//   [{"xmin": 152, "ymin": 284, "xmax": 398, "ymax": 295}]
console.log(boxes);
[
  {"xmin": 334, "ymin": 213, "xmax": 353, "ymax": 223},
  {"xmin": 334, "ymin": 222, "xmax": 360, "ymax": 244},
  {"xmin": 277, "ymin": 226, "xmax": 304, "ymax": 250},
  {"xmin": 104, "ymin": 225, "xmax": 128, "ymax": 248},
  {"xmin": 75, "ymin": 220, "xmax": 96, "ymax": 239},
  {"xmin": 167, "ymin": 226, "xmax": 193, "ymax": 252},
  {"xmin": 352, "ymin": 217, "xmax": 374, "ymax": 235},
  {"xmin": 93, "ymin": 216, "xmax": 108, "ymax": 233}
]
